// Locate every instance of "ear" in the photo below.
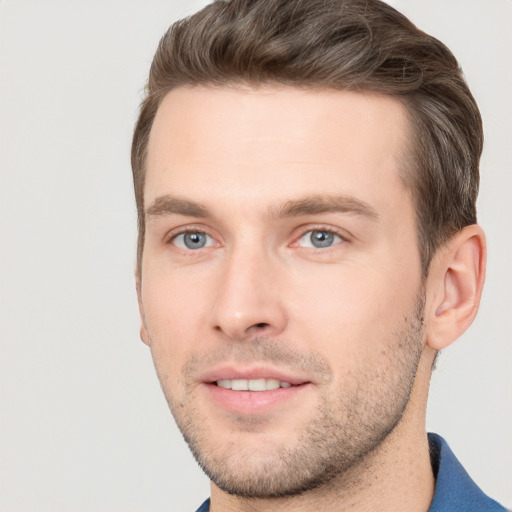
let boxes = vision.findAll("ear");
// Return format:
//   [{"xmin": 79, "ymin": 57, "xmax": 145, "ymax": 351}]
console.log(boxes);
[
  {"xmin": 136, "ymin": 273, "xmax": 151, "ymax": 347},
  {"xmin": 426, "ymin": 225, "xmax": 486, "ymax": 351}
]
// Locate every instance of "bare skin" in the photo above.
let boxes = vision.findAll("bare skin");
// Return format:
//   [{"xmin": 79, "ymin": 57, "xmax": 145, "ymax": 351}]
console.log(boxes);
[{"xmin": 137, "ymin": 85, "xmax": 486, "ymax": 511}]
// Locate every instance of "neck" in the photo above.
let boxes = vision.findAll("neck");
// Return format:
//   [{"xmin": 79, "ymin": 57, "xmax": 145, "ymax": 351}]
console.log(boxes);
[{"xmin": 209, "ymin": 352, "xmax": 436, "ymax": 512}]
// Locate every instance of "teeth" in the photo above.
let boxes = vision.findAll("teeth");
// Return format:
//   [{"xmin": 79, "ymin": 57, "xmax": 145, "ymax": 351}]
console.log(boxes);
[
  {"xmin": 249, "ymin": 378, "xmax": 266, "ymax": 391},
  {"xmin": 231, "ymin": 379, "xmax": 248, "ymax": 391},
  {"xmin": 264, "ymin": 379, "xmax": 280, "ymax": 391},
  {"xmin": 216, "ymin": 379, "xmax": 294, "ymax": 391}
]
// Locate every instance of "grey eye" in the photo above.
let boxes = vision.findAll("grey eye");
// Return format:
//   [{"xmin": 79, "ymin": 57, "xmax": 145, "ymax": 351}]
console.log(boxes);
[
  {"xmin": 173, "ymin": 232, "xmax": 213, "ymax": 250},
  {"xmin": 298, "ymin": 230, "xmax": 342, "ymax": 248}
]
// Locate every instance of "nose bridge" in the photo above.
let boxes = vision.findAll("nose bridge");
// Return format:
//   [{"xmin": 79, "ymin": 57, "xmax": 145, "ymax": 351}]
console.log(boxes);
[{"xmin": 212, "ymin": 237, "xmax": 286, "ymax": 339}]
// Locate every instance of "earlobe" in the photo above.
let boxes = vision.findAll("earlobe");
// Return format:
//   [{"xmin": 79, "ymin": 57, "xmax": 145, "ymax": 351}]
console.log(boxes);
[
  {"xmin": 136, "ymin": 273, "xmax": 151, "ymax": 347},
  {"xmin": 140, "ymin": 326, "xmax": 150, "ymax": 346},
  {"xmin": 426, "ymin": 225, "xmax": 486, "ymax": 351}
]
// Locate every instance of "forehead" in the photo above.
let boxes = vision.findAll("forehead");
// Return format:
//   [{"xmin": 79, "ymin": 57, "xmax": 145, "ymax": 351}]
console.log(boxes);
[{"xmin": 145, "ymin": 85, "xmax": 412, "ymax": 216}]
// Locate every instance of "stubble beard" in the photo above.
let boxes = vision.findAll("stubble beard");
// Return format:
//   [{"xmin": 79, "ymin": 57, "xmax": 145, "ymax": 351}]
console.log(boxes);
[{"xmin": 156, "ymin": 294, "xmax": 425, "ymax": 499}]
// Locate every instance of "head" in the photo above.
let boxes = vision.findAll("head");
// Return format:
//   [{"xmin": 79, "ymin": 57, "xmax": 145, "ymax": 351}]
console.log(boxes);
[{"xmin": 132, "ymin": 0, "xmax": 486, "ymax": 502}]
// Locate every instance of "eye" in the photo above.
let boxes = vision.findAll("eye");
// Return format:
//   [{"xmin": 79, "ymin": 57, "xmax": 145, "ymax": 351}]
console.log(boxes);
[
  {"xmin": 172, "ymin": 231, "xmax": 214, "ymax": 250},
  {"xmin": 298, "ymin": 230, "xmax": 343, "ymax": 249}
]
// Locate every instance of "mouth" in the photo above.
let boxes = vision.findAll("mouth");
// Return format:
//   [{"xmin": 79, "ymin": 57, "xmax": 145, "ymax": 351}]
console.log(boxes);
[{"xmin": 200, "ymin": 369, "xmax": 312, "ymax": 415}]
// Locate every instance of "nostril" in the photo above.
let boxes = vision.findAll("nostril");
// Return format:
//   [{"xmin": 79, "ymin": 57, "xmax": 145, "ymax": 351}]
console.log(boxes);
[{"xmin": 254, "ymin": 322, "xmax": 269, "ymax": 329}]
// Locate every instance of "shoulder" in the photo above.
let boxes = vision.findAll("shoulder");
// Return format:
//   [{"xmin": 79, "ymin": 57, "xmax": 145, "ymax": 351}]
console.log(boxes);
[{"xmin": 428, "ymin": 433, "xmax": 508, "ymax": 511}]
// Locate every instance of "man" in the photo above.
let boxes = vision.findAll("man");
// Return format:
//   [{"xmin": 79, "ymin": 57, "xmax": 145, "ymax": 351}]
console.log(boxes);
[{"xmin": 131, "ymin": 0, "xmax": 507, "ymax": 510}]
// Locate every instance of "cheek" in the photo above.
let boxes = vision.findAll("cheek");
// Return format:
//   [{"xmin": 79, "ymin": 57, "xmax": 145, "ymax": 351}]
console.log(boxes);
[
  {"xmin": 141, "ymin": 268, "xmax": 212, "ymax": 371},
  {"xmin": 290, "ymin": 261, "xmax": 420, "ymax": 357}
]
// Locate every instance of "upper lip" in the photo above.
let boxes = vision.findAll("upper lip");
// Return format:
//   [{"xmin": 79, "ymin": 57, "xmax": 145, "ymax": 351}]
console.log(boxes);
[{"xmin": 199, "ymin": 365, "xmax": 312, "ymax": 385}]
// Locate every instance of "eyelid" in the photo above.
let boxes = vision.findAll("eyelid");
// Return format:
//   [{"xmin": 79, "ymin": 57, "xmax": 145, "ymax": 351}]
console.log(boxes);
[
  {"xmin": 165, "ymin": 224, "xmax": 221, "ymax": 247},
  {"xmin": 163, "ymin": 223, "xmax": 349, "ymax": 250},
  {"xmin": 290, "ymin": 225, "xmax": 350, "ymax": 247},
  {"xmin": 173, "ymin": 232, "xmax": 215, "ymax": 250}
]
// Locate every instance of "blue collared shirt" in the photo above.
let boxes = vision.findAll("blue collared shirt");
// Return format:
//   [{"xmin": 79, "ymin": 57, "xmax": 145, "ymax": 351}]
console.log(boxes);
[
  {"xmin": 195, "ymin": 433, "xmax": 507, "ymax": 511},
  {"xmin": 427, "ymin": 433, "xmax": 506, "ymax": 511}
]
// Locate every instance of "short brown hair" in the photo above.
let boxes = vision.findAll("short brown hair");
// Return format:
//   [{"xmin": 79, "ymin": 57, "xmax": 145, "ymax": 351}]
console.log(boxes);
[{"xmin": 132, "ymin": 0, "xmax": 483, "ymax": 276}]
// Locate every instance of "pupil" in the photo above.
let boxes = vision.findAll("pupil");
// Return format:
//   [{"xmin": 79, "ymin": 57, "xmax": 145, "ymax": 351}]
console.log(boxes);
[
  {"xmin": 184, "ymin": 232, "xmax": 206, "ymax": 249},
  {"xmin": 311, "ymin": 231, "xmax": 333, "ymax": 248}
]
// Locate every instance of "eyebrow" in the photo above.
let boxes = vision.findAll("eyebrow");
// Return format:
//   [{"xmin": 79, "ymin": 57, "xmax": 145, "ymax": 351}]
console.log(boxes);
[
  {"xmin": 145, "ymin": 193, "xmax": 378, "ymax": 221},
  {"xmin": 271, "ymin": 194, "xmax": 379, "ymax": 221},
  {"xmin": 146, "ymin": 196, "xmax": 209, "ymax": 218}
]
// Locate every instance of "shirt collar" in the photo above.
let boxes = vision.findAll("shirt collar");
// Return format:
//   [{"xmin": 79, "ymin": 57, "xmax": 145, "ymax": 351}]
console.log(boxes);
[{"xmin": 427, "ymin": 432, "xmax": 505, "ymax": 511}]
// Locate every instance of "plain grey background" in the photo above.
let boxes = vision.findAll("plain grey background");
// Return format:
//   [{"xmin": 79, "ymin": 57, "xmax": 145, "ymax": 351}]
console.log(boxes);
[{"xmin": 0, "ymin": 1, "xmax": 510, "ymax": 510}]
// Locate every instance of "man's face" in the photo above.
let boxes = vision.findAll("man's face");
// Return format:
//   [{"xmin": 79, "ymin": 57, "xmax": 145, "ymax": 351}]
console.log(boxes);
[{"xmin": 139, "ymin": 86, "xmax": 426, "ymax": 497}]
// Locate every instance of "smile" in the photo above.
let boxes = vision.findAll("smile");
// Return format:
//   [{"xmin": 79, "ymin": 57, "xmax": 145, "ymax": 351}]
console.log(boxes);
[{"xmin": 216, "ymin": 378, "xmax": 293, "ymax": 391}]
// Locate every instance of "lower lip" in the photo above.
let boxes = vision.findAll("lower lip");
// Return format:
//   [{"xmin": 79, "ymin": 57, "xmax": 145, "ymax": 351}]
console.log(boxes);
[{"xmin": 203, "ymin": 383, "xmax": 311, "ymax": 415}]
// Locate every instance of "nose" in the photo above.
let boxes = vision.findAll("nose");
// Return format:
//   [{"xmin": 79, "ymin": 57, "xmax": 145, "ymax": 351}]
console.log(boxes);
[{"xmin": 211, "ymin": 244, "xmax": 287, "ymax": 341}]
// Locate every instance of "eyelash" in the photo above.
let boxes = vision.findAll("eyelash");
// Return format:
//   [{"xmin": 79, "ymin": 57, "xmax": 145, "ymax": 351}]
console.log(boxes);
[
  {"xmin": 167, "ymin": 227, "xmax": 217, "ymax": 249},
  {"xmin": 292, "ymin": 226, "xmax": 347, "ymax": 250},
  {"xmin": 166, "ymin": 225, "xmax": 348, "ymax": 251}
]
